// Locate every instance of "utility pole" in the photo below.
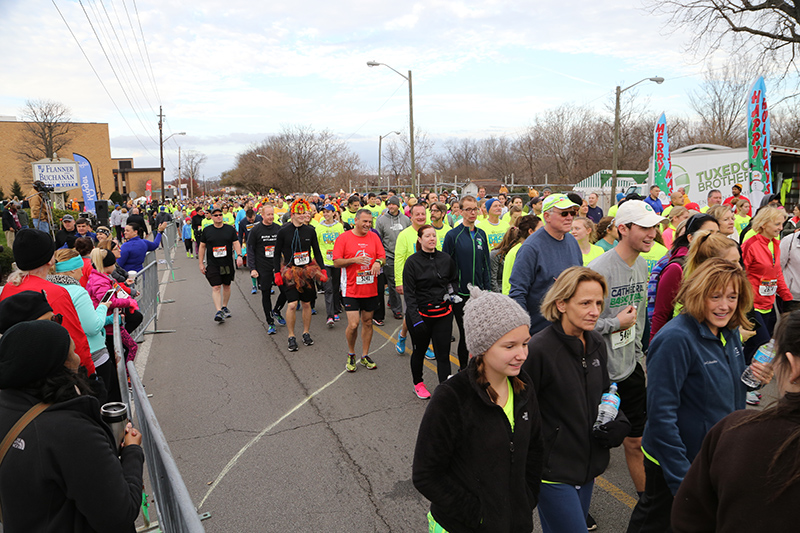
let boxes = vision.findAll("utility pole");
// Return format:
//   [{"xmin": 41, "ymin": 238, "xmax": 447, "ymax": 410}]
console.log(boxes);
[
  {"xmin": 158, "ymin": 105, "xmax": 165, "ymax": 201},
  {"xmin": 178, "ymin": 146, "xmax": 182, "ymax": 200},
  {"xmin": 408, "ymin": 69, "xmax": 416, "ymax": 196}
]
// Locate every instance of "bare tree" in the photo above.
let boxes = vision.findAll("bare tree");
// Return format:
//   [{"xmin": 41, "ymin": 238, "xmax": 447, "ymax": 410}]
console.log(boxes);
[
  {"xmin": 647, "ymin": 0, "xmax": 800, "ymax": 77},
  {"xmin": 686, "ymin": 65, "xmax": 749, "ymax": 146},
  {"xmin": 480, "ymin": 136, "xmax": 525, "ymax": 181},
  {"xmin": 179, "ymin": 150, "xmax": 207, "ymax": 195},
  {"xmin": 16, "ymin": 99, "xmax": 74, "ymax": 163},
  {"xmin": 224, "ymin": 125, "xmax": 363, "ymax": 193},
  {"xmin": 772, "ymin": 101, "xmax": 800, "ymax": 147}
]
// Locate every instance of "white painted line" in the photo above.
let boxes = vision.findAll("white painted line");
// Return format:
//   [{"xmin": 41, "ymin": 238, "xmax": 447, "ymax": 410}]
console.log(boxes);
[{"xmin": 198, "ymin": 369, "xmax": 348, "ymax": 509}]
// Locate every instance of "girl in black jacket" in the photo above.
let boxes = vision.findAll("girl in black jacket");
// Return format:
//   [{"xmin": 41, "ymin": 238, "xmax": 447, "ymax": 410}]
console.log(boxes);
[
  {"xmin": 403, "ymin": 224, "xmax": 459, "ymax": 399},
  {"xmin": 523, "ymin": 266, "xmax": 630, "ymax": 533},
  {"xmin": 413, "ymin": 286, "xmax": 543, "ymax": 532}
]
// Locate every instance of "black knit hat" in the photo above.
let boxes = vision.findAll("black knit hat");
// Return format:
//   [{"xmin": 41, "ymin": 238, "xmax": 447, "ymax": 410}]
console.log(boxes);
[
  {"xmin": 0, "ymin": 321, "xmax": 72, "ymax": 389},
  {"xmin": 0, "ymin": 291, "xmax": 53, "ymax": 334},
  {"xmin": 13, "ymin": 228, "xmax": 55, "ymax": 271}
]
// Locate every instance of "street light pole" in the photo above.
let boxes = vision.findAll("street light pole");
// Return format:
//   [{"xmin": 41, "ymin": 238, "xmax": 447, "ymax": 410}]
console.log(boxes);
[
  {"xmin": 368, "ymin": 61, "xmax": 417, "ymax": 194},
  {"xmin": 159, "ymin": 128, "xmax": 186, "ymax": 201},
  {"xmin": 610, "ymin": 77, "xmax": 664, "ymax": 202},
  {"xmin": 378, "ymin": 130, "xmax": 400, "ymax": 189}
]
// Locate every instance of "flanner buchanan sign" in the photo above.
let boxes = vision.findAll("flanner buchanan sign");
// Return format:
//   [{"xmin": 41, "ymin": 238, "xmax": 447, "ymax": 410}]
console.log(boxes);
[{"xmin": 31, "ymin": 158, "xmax": 80, "ymax": 192}]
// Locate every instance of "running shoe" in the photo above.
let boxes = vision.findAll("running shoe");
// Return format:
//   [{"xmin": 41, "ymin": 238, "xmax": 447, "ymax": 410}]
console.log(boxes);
[
  {"xmin": 425, "ymin": 348, "xmax": 435, "ymax": 360},
  {"xmin": 333, "ymin": 314, "xmax": 341, "ymax": 322},
  {"xmin": 346, "ymin": 354, "xmax": 357, "ymax": 372},
  {"xmin": 311, "ymin": 308, "xmax": 317, "ymax": 315},
  {"xmin": 393, "ymin": 311, "xmax": 403, "ymax": 320},
  {"xmin": 302, "ymin": 332, "xmax": 314, "ymax": 346},
  {"xmin": 327, "ymin": 317, "xmax": 335, "ymax": 328},
  {"xmin": 186, "ymin": 251, "xmax": 192, "ymax": 258},
  {"xmin": 214, "ymin": 310, "xmax": 225, "ymax": 323},
  {"xmin": 587, "ymin": 513, "xmax": 597, "ymax": 531},
  {"xmin": 270, "ymin": 288, "xmax": 274, "ymax": 294},
  {"xmin": 287, "ymin": 336, "xmax": 298, "ymax": 352},
  {"xmin": 251, "ymin": 287, "xmax": 258, "ymax": 294},
  {"xmin": 221, "ymin": 306, "xmax": 232, "ymax": 318},
  {"xmin": 396, "ymin": 335, "xmax": 406, "ymax": 355},
  {"xmin": 359, "ymin": 355, "xmax": 377, "ymax": 370},
  {"xmin": 373, "ymin": 318, "xmax": 385, "ymax": 326},
  {"xmin": 414, "ymin": 382, "xmax": 431, "ymax": 399},
  {"xmin": 274, "ymin": 312, "xmax": 286, "ymax": 326},
  {"xmin": 746, "ymin": 390, "xmax": 760, "ymax": 405},
  {"xmin": 267, "ymin": 324, "xmax": 277, "ymax": 335}
]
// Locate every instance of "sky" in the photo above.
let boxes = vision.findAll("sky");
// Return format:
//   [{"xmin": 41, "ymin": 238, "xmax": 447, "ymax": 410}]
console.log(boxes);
[{"xmin": 0, "ymin": 0, "xmax": 790, "ymax": 182}]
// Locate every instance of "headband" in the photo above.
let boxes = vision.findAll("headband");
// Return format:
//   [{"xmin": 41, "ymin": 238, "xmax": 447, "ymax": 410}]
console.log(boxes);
[{"xmin": 55, "ymin": 255, "xmax": 84, "ymax": 273}]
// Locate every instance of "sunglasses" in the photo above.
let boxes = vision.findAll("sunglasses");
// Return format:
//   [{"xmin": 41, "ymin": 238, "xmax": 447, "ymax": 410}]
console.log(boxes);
[
  {"xmin": 212, "ymin": 213, "xmax": 223, "ymax": 217},
  {"xmin": 557, "ymin": 210, "xmax": 578, "ymax": 218}
]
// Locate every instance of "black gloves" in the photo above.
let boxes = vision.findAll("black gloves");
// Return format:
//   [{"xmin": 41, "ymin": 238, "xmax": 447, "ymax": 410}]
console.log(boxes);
[{"xmin": 593, "ymin": 417, "xmax": 631, "ymax": 448}]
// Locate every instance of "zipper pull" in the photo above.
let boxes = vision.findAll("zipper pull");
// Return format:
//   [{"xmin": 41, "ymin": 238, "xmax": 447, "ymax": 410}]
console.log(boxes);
[{"xmin": 582, "ymin": 357, "xmax": 587, "ymax": 369}]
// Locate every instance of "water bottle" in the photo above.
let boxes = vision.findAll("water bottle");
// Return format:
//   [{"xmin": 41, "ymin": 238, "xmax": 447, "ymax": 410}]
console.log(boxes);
[
  {"xmin": 101, "ymin": 402, "xmax": 128, "ymax": 454},
  {"xmin": 593, "ymin": 383, "xmax": 620, "ymax": 430},
  {"xmin": 741, "ymin": 339, "xmax": 775, "ymax": 388}
]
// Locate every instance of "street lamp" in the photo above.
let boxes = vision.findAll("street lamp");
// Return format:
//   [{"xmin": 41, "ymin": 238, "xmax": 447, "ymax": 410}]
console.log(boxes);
[
  {"xmin": 255, "ymin": 154, "xmax": 273, "ymax": 162},
  {"xmin": 610, "ymin": 77, "xmax": 664, "ymax": 202},
  {"xmin": 378, "ymin": 131, "xmax": 401, "ymax": 188},
  {"xmin": 160, "ymin": 131, "xmax": 185, "ymax": 201},
  {"xmin": 368, "ymin": 60, "xmax": 416, "ymax": 194}
]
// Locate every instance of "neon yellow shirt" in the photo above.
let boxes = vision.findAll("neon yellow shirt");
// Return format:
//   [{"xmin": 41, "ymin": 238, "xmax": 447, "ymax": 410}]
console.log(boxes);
[
  {"xmin": 502, "ymin": 378, "xmax": 515, "ymax": 431},
  {"xmin": 432, "ymin": 223, "xmax": 452, "ymax": 250},
  {"xmin": 734, "ymin": 214, "xmax": 751, "ymax": 235},
  {"xmin": 502, "ymin": 242, "xmax": 522, "ymax": 295},
  {"xmin": 394, "ymin": 226, "xmax": 421, "ymax": 285},
  {"xmin": 222, "ymin": 213, "xmax": 235, "ymax": 226},
  {"xmin": 342, "ymin": 209, "xmax": 359, "ymax": 227},
  {"xmin": 314, "ymin": 221, "xmax": 345, "ymax": 267},
  {"xmin": 201, "ymin": 218, "xmax": 214, "ymax": 230},
  {"xmin": 640, "ymin": 241, "xmax": 669, "ymax": 276},
  {"xmin": 476, "ymin": 218, "xmax": 510, "ymax": 249},
  {"xmin": 581, "ymin": 244, "xmax": 605, "ymax": 266}
]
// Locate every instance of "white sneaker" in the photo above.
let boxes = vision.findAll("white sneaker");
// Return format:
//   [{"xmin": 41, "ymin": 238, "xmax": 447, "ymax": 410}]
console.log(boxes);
[{"xmin": 746, "ymin": 390, "xmax": 761, "ymax": 405}]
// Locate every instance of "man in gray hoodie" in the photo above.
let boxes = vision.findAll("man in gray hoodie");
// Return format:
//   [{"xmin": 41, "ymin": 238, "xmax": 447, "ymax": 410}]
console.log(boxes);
[
  {"xmin": 375, "ymin": 196, "xmax": 410, "ymax": 320},
  {"xmin": 588, "ymin": 199, "xmax": 665, "ymax": 497}
]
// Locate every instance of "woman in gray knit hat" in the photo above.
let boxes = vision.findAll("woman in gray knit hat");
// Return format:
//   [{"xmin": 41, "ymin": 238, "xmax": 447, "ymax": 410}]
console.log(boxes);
[{"xmin": 412, "ymin": 285, "xmax": 543, "ymax": 532}]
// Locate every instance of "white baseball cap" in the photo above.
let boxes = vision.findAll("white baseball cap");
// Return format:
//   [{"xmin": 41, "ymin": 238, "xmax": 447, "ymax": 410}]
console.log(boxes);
[{"xmin": 614, "ymin": 200, "xmax": 666, "ymax": 228}]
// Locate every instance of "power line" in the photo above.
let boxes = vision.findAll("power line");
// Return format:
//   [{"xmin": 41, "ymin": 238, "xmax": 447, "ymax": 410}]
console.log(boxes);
[
  {"xmin": 132, "ymin": 0, "xmax": 162, "ymax": 104},
  {"xmin": 121, "ymin": 0, "xmax": 161, "ymax": 105},
  {"xmin": 51, "ymin": 0, "xmax": 157, "ymax": 158},
  {"xmin": 77, "ymin": 0, "xmax": 159, "ymax": 145}
]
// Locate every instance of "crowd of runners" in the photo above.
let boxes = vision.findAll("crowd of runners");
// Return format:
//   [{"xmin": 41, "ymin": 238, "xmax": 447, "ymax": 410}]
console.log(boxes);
[{"xmin": 1, "ymin": 182, "xmax": 800, "ymax": 531}]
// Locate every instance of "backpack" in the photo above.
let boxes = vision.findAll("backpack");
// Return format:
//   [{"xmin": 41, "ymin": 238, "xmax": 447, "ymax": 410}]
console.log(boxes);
[{"xmin": 646, "ymin": 252, "xmax": 686, "ymax": 324}]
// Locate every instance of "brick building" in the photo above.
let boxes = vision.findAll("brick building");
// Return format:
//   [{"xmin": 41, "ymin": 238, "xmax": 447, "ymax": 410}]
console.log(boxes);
[{"xmin": 0, "ymin": 117, "xmax": 157, "ymax": 202}]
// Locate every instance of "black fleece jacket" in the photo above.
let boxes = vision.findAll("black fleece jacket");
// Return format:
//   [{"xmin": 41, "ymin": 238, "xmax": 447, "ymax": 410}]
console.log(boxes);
[
  {"xmin": 413, "ymin": 358, "xmax": 543, "ymax": 533},
  {"xmin": 523, "ymin": 322, "xmax": 627, "ymax": 485},
  {"xmin": 402, "ymin": 249, "xmax": 458, "ymax": 326},
  {"xmin": 0, "ymin": 389, "xmax": 144, "ymax": 532}
]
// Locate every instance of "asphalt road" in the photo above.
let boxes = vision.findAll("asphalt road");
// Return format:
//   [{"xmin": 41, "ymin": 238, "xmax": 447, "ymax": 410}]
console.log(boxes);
[{"xmin": 140, "ymin": 249, "xmax": 774, "ymax": 532}]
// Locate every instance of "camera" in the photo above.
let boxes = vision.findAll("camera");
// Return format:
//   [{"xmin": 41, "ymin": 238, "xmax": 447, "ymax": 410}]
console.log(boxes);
[{"xmin": 33, "ymin": 180, "xmax": 54, "ymax": 193}]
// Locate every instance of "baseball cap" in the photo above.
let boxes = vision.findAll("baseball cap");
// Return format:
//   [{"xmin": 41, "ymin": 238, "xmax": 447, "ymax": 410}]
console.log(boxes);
[
  {"xmin": 542, "ymin": 194, "xmax": 578, "ymax": 212},
  {"xmin": 62, "ymin": 214, "xmax": 75, "ymax": 222},
  {"xmin": 614, "ymin": 200, "xmax": 666, "ymax": 228},
  {"xmin": 322, "ymin": 204, "xmax": 336, "ymax": 211},
  {"xmin": 386, "ymin": 196, "xmax": 401, "ymax": 206},
  {"xmin": 211, "ymin": 207, "xmax": 223, "ymax": 215}
]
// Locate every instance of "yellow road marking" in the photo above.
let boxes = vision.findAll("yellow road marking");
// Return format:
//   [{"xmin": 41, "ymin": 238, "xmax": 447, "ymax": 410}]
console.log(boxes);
[
  {"xmin": 595, "ymin": 475, "xmax": 638, "ymax": 509},
  {"xmin": 371, "ymin": 324, "xmax": 460, "ymax": 371}
]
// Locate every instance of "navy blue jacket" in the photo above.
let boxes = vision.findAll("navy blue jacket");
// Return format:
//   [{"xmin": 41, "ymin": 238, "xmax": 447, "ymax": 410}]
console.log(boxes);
[
  {"xmin": 442, "ymin": 224, "xmax": 491, "ymax": 297},
  {"xmin": 642, "ymin": 313, "xmax": 747, "ymax": 495},
  {"xmin": 508, "ymin": 228, "xmax": 582, "ymax": 335}
]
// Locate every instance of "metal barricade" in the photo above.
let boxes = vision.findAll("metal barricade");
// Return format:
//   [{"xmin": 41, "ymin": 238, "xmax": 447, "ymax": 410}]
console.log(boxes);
[
  {"xmin": 131, "ymin": 252, "xmax": 175, "ymax": 342},
  {"xmin": 113, "ymin": 309, "xmax": 131, "ymax": 412}
]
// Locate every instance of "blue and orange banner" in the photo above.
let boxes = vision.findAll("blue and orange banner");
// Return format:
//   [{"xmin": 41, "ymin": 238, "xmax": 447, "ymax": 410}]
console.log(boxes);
[
  {"xmin": 652, "ymin": 112, "xmax": 672, "ymax": 194},
  {"xmin": 73, "ymin": 153, "xmax": 97, "ymax": 214},
  {"xmin": 747, "ymin": 76, "xmax": 771, "ymax": 199}
]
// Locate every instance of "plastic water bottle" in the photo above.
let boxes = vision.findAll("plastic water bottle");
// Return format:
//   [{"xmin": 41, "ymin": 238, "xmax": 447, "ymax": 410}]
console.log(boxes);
[
  {"xmin": 741, "ymin": 339, "xmax": 775, "ymax": 388},
  {"xmin": 594, "ymin": 383, "xmax": 620, "ymax": 430}
]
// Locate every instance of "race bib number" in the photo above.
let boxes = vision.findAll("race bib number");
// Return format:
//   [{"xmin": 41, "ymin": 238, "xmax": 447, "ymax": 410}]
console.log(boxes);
[
  {"xmin": 264, "ymin": 245, "xmax": 275, "ymax": 258},
  {"xmin": 759, "ymin": 279, "xmax": 777, "ymax": 297},
  {"xmin": 356, "ymin": 270, "xmax": 374, "ymax": 285},
  {"xmin": 326, "ymin": 249, "xmax": 333, "ymax": 262},
  {"xmin": 293, "ymin": 251, "xmax": 310, "ymax": 265},
  {"xmin": 213, "ymin": 246, "xmax": 227, "ymax": 258},
  {"xmin": 612, "ymin": 326, "xmax": 634, "ymax": 350}
]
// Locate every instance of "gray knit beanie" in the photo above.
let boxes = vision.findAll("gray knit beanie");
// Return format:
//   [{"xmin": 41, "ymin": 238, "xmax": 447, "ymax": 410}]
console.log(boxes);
[{"xmin": 463, "ymin": 285, "xmax": 531, "ymax": 356}]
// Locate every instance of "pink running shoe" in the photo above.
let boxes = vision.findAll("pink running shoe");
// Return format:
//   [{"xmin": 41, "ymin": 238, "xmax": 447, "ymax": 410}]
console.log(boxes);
[{"xmin": 414, "ymin": 382, "xmax": 431, "ymax": 400}]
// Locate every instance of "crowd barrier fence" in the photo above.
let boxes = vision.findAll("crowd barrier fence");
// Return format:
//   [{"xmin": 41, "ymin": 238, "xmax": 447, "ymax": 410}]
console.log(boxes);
[{"xmin": 112, "ymin": 315, "xmax": 207, "ymax": 532}]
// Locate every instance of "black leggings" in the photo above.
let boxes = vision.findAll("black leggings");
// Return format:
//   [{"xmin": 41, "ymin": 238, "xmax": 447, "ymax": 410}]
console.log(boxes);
[
  {"xmin": 258, "ymin": 272, "xmax": 274, "ymax": 325},
  {"xmin": 408, "ymin": 313, "xmax": 454, "ymax": 385},
  {"xmin": 124, "ymin": 310, "xmax": 143, "ymax": 334},
  {"xmin": 184, "ymin": 239, "xmax": 193, "ymax": 253},
  {"xmin": 452, "ymin": 297, "xmax": 469, "ymax": 370}
]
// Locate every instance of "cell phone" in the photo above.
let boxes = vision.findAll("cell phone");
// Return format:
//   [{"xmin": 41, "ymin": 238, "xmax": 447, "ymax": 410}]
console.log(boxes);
[{"xmin": 100, "ymin": 289, "xmax": 115, "ymax": 304}]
